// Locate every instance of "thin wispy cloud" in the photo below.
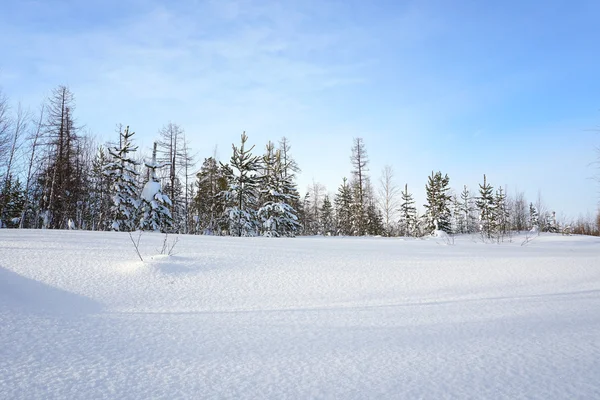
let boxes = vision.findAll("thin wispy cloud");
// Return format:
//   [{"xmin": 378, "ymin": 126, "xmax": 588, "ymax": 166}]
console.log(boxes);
[{"xmin": 1, "ymin": 0, "xmax": 599, "ymax": 216}]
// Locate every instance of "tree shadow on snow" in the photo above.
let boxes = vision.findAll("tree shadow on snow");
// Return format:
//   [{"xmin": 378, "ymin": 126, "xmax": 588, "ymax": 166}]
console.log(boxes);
[{"xmin": 0, "ymin": 266, "xmax": 102, "ymax": 316}]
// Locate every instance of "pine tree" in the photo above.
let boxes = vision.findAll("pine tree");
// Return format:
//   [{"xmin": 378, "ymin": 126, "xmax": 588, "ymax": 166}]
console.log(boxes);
[
  {"xmin": 320, "ymin": 195, "xmax": 335, "ymax": 236},
  {"xmin": 220, "ymin": 132, "xmax": 260, "ymax": 237},
  {"xmin": 476, "ymin": 174, "xmax": 496, "ymax": 238},
  {"xmin": 334, "ymin": 177, "xmax": 353, "ymax": 236},
  {"xmin": 139, "ymin": 142, "xmax": 172, "ymax": 232},
  {"xmin": 424, "ymin": 171, "xmax": 452, "ymax": 233},
  {"xmin": 104, "ymin": 126, "xmax": 140, "ymax": 232},
  {"xmin": 398, "ymin": 184, "xmax": 417, "ymax": 237}
]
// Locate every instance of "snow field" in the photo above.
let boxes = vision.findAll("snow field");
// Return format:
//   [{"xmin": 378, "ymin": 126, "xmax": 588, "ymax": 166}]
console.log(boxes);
[{"xmin": 1, "ymin": 230, "xmax": 599, "ymax": 399}]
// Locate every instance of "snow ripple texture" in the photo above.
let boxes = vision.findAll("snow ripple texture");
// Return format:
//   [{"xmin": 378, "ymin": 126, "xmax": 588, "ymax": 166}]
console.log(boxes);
[{"xmin": 1, "ymin": 230, "xmax": 600, "ymax": 399}]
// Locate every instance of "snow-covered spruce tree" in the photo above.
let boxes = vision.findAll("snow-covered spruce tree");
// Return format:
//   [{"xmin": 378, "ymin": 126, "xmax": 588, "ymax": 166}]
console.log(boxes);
[
  {"xmin": 423, "ymin": 171, "xmax": 452, "ymax": 233},
  {"xmin": 139, "ymin": 142, "xmax": 172, "ymax": 232},
  {"xmin": 257, "ymin": 142, "xmax": 300, "ymax": 237},
  {"xmin": 220, "ymin": 132, "xmax": 261, "ymax": 237},
  {"xmin": 398, "ymin": 183, "xmax": 417, "ymax": 237},
  {"xmin": 529, "ymin": 202, "xmax": 539, "ymax": 231},
  {"xmin": 104, "ymin": 126, "xmax": 140, "ymax": 231},
  {"xmin": 320, "ymin": 195, "xmax": 335, "ymax": 236},
  {"xmin": 334, "ymin": 177, "xmax": 353, "ymax": 236},
  {"xmin": 476, "ymin": 174, "xmax": 496, "ymax": 239}
]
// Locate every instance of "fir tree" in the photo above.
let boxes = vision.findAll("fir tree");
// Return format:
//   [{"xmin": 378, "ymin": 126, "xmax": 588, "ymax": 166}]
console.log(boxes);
[
  {"xmin": 398, "ymin": 184, "xmax": 417, "ymax": 237},
  {"xmin": 104, "ymin": 126, "xmax": 140, "ymax": 232},
  {"xmin": 424, "ymin": 171, "xmax": 452, "ymax": 233},
  {"xmin": 139, "ymin": 142, "xmax": 172, "ymax": 232}
]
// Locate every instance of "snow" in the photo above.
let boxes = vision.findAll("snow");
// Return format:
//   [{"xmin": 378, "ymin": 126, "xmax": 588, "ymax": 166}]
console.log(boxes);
[
  {"xmin": 1, "ymin": 230, "xmax": 600, "ymax": 399},
  {"xmin": 140, "ymin": 180, "xmax": 162, "ymax": 203}
]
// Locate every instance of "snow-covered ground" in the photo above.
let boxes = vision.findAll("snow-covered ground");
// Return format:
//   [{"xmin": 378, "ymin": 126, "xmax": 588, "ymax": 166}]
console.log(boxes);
[{"xmin": 1, "ymin": 230, "xmax": 599, "ymax": 399}]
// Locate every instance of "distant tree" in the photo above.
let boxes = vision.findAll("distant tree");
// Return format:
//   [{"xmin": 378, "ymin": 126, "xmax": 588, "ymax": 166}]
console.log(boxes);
[
  {"xmin": 139, "ymin": 142, "xmax": 172, "ymax": 232},
  {"xmin": 257, "ymin": 143, "xmax": 300, "ymax": 237},
  {"xmin": 0, "ymin": 89, "xmax": 11, "ymax": 173},
  {"xmin": 423, "ymin": 171, "xmax": 452, "ymax": 233},
  {"xmin": 220, "ymin": 132, "xmax": 260, "ymax": 236},
  {"xmin": 156, "ymin": 122, "xmax": 186, "ymax": 231},
  {"xmin": 307, "ymin": 180, "xmax": 326, "ymax": 234},
  {"xmin": 378, "ymin": 165, "xmax": 399, "ymax": 236},
  {"xmin": 277, "ymin": 136, "xmax": 302, "ymax": 222},
  {"xmin": 90, "ymin": 145, "xmax": 113, "ymax": 230},
  {"xmin": 298, "ymin": 191, "xmax": 312, "ymax": 235},
  {"xmin": 38, "ymin": 85, "xmax": 82, "ymax": 229},
  {"xmin": 179, "ymin": 133, "xmax": 196, "ymax": 234},
  {"xmin": 476, "ymin": 174, "xmax": 496, "ymax": 239},
  {"xmin": 0, "ymin": 175, "xmax": 25, "ymax": 228},
  {"xmin": 19, "ymin": 105, "xmax": 45, "ymax": 228},
  {"xmin": 511, "ymin": 190, "xmax": 528, "ymax": 232},
  {"xmin": 334, "ymin": 177, "xmax": 353, "ymax": 236},
  {"xmin": 320, "ymin": 195, "xmax": 335, "ymax": 236},
  {"xmin": 398, "ymin": 184, "xmax": 417, "ymax": 237},
  {"xmin": 104, "ymin": 126, "xmax": 140, "ymax": 232},
  {"xmin": 278, "ymin": 136, "xmax": 301, "ymax": 178},
  {"xmin": 365, "ymin": 198, "xmax": 384, "ymax": 236},
  {"xmin": 529, "ymin": 202, "xmax": 539, "ymax": 231},
  {"xmin": 350, "ymin": 138, "xmax": 369, "ymax": 235},
  {"xmin": 194, "ymin": 157, "xmax": 227, "ymax": 234},
  {"xmin": 495, "ymin": 186, "xmax": 510, "ymax": 240},
  {"xmin": 1, "ymin": 103, "xmax": 28, "ymax": 202}
]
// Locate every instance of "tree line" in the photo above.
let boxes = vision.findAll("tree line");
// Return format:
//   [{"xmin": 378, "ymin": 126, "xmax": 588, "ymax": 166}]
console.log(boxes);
[{"xmin": 1, "ymin": 85, "xmax": 599, "ymax": 237}]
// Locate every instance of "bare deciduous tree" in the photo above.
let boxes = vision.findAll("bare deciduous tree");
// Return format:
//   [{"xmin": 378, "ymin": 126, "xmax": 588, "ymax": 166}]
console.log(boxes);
[{"xmin": 378, "ymin": 165, "xmax": 399, "ymax": 236}]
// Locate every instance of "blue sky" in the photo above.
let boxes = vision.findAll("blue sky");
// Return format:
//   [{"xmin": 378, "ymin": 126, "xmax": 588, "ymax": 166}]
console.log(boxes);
[{"xmin": 1, "ymin": 0, "xmax": 599, "ymax": 218}]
